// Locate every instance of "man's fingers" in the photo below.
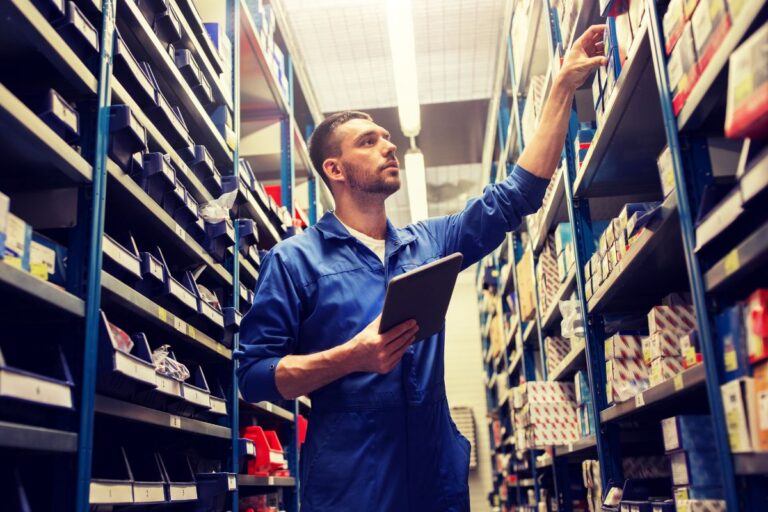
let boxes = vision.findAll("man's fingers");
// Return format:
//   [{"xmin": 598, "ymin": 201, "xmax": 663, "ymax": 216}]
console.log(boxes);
[
  {"xmin": 588, "ymin": 55, "xmax": 608, "ymax": 68},
  {"xmin": 385, "ymin": 325, "xmax": 419, "ymax": 348},
  {"xmin": 381, "ymin": 319, "xmax": 418, "ymax": 342},
  {"xmin": 384, "ymin": 335, "xmax": 416, "ymax": 367}
]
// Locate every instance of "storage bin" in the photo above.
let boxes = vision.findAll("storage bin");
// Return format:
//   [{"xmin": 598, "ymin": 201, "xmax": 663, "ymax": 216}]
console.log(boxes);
[
  {"xmin": 25, "ymin": 88, "xmax": 79, "ymax": 143},
  {"xmin": 108, "ymin": 105, "xmax": 147, "ymax": 171},
  {"xmin": 204, "ymin": 218, "xmax": 235, "ymax": 263},
  {"xmin": 89, "ymin": 446, "xmax": 133, "ymax": 505},
  {"xmin": 125, "ymin": 449, "xmax": 166, "ymax": 504},
  {"xmin": 179, "ymin": 145, "xmax": 222, "ymax": 193},
  {"xmin": 0, "ymin": 341, "xmax": 74, "ymax": 410},
  {"xmin": 157, "ymin": 452, "xmax": 197, "ymax": 502},
  {"xmin": 136, "ymin": 152, "xmax": 176, "ymax": 205},
  {"xmin": 96, "ymin": 313, "xmax": 158, "ymax": 400},
  {"xmin": 53, "ymin": 2, "xmax": 99, "ymax": 60},
  {"xmin": 114, "ymin": 35, "xmax": 156, "ymax": 107}
]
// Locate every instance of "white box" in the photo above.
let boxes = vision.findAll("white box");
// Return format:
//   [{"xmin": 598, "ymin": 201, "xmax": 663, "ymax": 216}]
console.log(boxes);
[{"xmin": 720, "ymin": 378, "xmax": 754, "ymax": 452}]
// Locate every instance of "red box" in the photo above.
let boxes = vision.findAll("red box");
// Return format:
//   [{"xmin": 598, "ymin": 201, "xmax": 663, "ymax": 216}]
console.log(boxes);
[{"xmin": 747, "ymin": 289, "xmax": 768, "ymax": 364}]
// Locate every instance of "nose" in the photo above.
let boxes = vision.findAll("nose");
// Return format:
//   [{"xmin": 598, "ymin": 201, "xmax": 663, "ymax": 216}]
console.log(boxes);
[{"xmin": 382, "ymin": 138, "xmax": 397, "ymax": 156}]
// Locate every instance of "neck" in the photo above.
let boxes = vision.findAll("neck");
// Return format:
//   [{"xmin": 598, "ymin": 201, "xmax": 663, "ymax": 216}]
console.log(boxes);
[{"xmin": 333, "ymin": 192, "xmax": 388, "ymax": 240}]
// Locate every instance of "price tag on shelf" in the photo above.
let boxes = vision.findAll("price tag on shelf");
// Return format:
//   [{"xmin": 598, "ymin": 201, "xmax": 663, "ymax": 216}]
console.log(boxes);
[
  {"xmin": 227, "ymin": 475, "xmax": 236, "ymax": 490},
  {"xmin": 158, "ymin": 307, "xmax": 167, "ymax": 322},
  {"xmin": 634, "ymin": 393, "xmax": 645, "ymax": 408},
  {"xmin": 674, "ymin": 374, "xmax": 684, "ymax": 392},
  {"xmin": 173, "ymin": 317, "xmax": 186, "ymax": 333},
  {"xmin": 174, "ymin": 223, "xmax": 186, "ymax": 241},
  {"xmin": 724, "ymin": 250, "xmax": 740, "ymax": 276},
  {"xmin": 246, "ymin": 442, "xmax": 255, "ymax": 456},
  {"xmin": 567, "ymin": 443, "xmax": 574, "ymax": 453},
  {"xmin": 266, "ymin": 402, "xmax": 273, "ymax": 412},
  {"xmin": 269, "ymin": 476, "xmax": 275, "ymax": 485},
  {"xmin": 169, "ymin": 415, "xmax": 181, "ymax": 428}
]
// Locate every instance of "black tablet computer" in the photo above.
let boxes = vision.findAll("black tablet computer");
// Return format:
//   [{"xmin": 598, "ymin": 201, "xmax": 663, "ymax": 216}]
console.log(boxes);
[{"xmin": 379, "ymin": 252, "xmax": 464, "ymax": 342}]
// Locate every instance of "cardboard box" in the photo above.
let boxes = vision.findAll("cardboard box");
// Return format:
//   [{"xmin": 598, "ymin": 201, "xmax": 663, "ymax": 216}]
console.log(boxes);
[
  {"xmin": 618, "ymin": 202, "xmax": 660, "ymax": 234},
  {"xmin": 672, "ymin": 486, "xmax": 724, "ymax": 503},
  {"xmin": 606, "ymin": 358, "xmax": 649, "ymax": 403},
  {"xmin": 651, "ymin": 356, "xmax": 685, "ymax": 386},
  {"xmin": 585, "ymin": 278, "xmax": 594, "ymax": 301},
  {"xmin": 720, "ymin": 378, "xmax": 754, "ymax": 452},
  {"xmin": 691, "ymin": 0, "xmax": 731, "ymax": 73},
  {"xmin": 657, "ymin": 146, "xmax": 676, "ymax": 198},
  {"xmin": 669, "ymin": 449, "xmax": 723, "ymax": 486},
  {"xmin": 650, "ymin": 331, "xmax": 682, "ymax": 360},
  {"xmin": 684, "ymin": 0, "xmax": 701, "ymax": 18},
  {"xmin": 3, "ymin": 213, "xmax": 32, "ymax": 271},
  {"xmin": 681, "ymin": 329, "xmax": 703, "ymax": 368},
  {"xmin": 752, "ymin": 361, "xmax": 768, "ymax": 451},
  {"xmin": 669, "ymin": 22, "xmax": 700, "ymax": 115},
  {"xmin": 662, "ymin": 415, "xmax": 716, "ymax": 452},
  {"xmin": 663, "ymin": 0, "xmax": 686, "ymax": 54},
  {"xmin": 725, "ymin": 23, "xmax": 768, "ymax": 139},
  {"xmin": 642, "ymin": 336, "xmax": 653, "ymax": 366},
  {"xmin": 521, "ymin": 381, "xmax": 577, "ymax": 404},
  {"xmin": 575, "ymin": 370, "xmax": 591, "ymax": 405},
  {"xmin": 601, "ymin": 255, "xmax": 612, "ymax": 281},
  {"xmin": 716, "ymin": 303, "xmax": 750, "ymax": 381},
  {"xmin": 517, "ymin": 249, "xmax": 536, "ymax": 321},
  {"xmin": 545, "ymin": 336, "xmax": 572, "ymax": 374},
  {"xmin": 746, "ymin": 289, "xmax": 768, "ymax": 363},
  {"xmin": 648, "ymin": 305, "xmax": 697, "ymax": 336},
  {"xmin": 605, "ymin": 333, "xmax": 644, "ymax": 360},
  {"xmin": 29, "ymin": 233, "xmax": 67, "ymax": 286}
]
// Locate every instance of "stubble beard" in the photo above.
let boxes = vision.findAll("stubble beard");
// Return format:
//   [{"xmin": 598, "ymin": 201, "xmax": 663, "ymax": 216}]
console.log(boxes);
[{"xmin": 345, "ymin": 161, "xmax": 401, "ymax": 197}]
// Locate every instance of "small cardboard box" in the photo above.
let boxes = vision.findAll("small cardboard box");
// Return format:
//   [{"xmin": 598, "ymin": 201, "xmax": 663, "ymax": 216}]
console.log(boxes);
[
  {"xmin": 661, "ymin": 415, "xmax": 716, "ymax": 452},
  {"xmin": 669, "ymin": 448, "xmax": 723, "ymax": 487},
  {"xmin": 720, "ymin": 378, "xmax": 755, "ymax": 452},
  {"xmin": 663, "ymin": 0, "xmax": 686, "ymax": 54},
  {"xmin": 751, "ymin": 361, "xmax": 768, "ymax": 451},
  {"xmin": 3, "ymin": 213, "xmax": 32, "ymax": 271}
]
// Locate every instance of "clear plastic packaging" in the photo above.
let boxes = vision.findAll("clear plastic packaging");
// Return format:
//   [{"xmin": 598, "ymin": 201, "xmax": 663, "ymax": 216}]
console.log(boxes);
[
  {"xmin": 151, "ymin": 345, "xmax": 190, "ymax": 381},
  {"xmin": 199, "ymin": 190, "xmax": 237, "ymax": 224},
  {"xmin": 559, "ymin": 299, "xmax": 584, "ymax": 339}
]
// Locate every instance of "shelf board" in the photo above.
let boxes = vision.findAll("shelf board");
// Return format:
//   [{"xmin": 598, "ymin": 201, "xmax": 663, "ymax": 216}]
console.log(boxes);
[
  {"xmin": 531, "ymin": 171, "xmax": 568, "ymax": 253},
  {"xmin": 239, "ymin": 398, "xmax": 295, "ymax": 422},
  {"xmin": 0, "ymin": 85, "xmax": 92, "ymax": 189},
  {"xmin": 101, "ymin": 271, "xmax": 232, "ymax": 360},
  {"xmin": 600, "ymin": 364, "xmax": 706, "ymax": 423},
  {"xmin": 116, "ymin": 0, "xmax": 232, "ymax": 167},
  {"xmin": 0, "ymin": 262, "xmax": 85, "ymax": 318},
  {"xmin": 508, "ymin": 351, "xmax": 523, "ymax": 377},
  {"xmin": 677, "ymin": 0, "xmax": 768, "ymax": 131},
  {"xmin": 588, "ymin": 194, "xmax": 687, "ymax": 314},
  {"xmin": 239, "ymin": 0, "xmax": 290, "ymax": 119},
  {"xmin": 0, "ymin": 420, "xmax": 77, "ymax": 452},
  {"xmin": 94, "ymin": 395, "xmax": 231, "ymax": 439},
  {"xmin": 705, "ymin": 218, "xmax": 768, "ymax": 293},
  {"xmin": 547, "ymin": 340, "xmax": 586, "ymax": 382},
  {"xmin": 239, "ymin": 256, "xmax": 259, "ymax": 287},
  {"xmin": 733, "ymin": 453, "xmax": 768, "ymax": 476},
  {"xmin": 541, "ymin": 267, "xmax": 576, "ymax": 331},
  {"xmin": 297, "ymin": 396, "xmax": 311, "ymax": 410},
  {"xmin": 0, "ymin": 0, "xmax": 98, "ymax": 96},
  {"xmin": 573, "ymin": 23, "xmax": 666, "ymax": 198},
  {"xmin": 105, "ymin": 159, "xmax": 233, "ymax": 287},
  {"xmin": 238, "ymin": 475, "xmax": 296, "ymax": 488},
  {"xmin": 554, "ymin": 434, "xmax": 597, "ymax": 458}
]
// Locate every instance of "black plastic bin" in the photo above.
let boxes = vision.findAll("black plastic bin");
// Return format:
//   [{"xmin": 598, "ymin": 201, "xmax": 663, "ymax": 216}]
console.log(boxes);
[{"xmin": 108, "ymin": 105, "xmax": 147, "ymax": 171}]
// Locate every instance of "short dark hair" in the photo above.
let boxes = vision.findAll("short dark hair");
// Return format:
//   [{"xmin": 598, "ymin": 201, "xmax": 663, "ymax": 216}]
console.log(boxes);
[{"xmin": 309, "ymin": 111, "xmax": 372, "ymax": 192}]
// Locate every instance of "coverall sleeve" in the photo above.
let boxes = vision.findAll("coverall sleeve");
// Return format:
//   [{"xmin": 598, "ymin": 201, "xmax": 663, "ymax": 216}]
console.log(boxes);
[
  {"xmin": 235, "ymin": 250, "xmax": 302, "ymax": 403},
  {"xmin": 424, "ymin": 164, "xmax": 549, "ymax": 267}
]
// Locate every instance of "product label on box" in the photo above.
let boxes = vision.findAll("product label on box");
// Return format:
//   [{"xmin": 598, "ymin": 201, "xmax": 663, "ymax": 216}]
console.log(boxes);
[
  {"xmin": 29, "ymin": 241, "xmax": 55, "ymax": 277},
  {"xmin": 759, "ymin": 390, "xmax": 768, "ymax": 428}
]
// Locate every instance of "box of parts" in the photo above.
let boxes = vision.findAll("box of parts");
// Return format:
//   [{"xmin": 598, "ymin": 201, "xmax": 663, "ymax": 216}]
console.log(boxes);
[
  {"xmin": 3, "ymin": 214, "xmax": 32, "ymax": 271},
  {"xmin": 30, "ymin": 233, "xmax": 67, "ymax": 286},
  {"xmin": 746, "ymin": 289, "xmax": 768, "ymax": 363},
  {"xmin": 605, "ymin": 333, "xmax": 644, "ymax": 361},
  {"xmin": 751, "ymin": 361, "xmax": 768, "ymax": 451},
  {"xmin": 517, "ymin": 248, "xmax": 536, "ymax": 321},
  {"xmin": 669, "ymin": 22, "xmax": 700, "ymax": 115},
  {"xmin": 725, "ymin": 23, "xmax": 768, "ymax": 139},
  {"xmin": 650, "ymin": 356, "xmax": 685, "ymax": 386},
  {"xmin": 716, "ymin": 303, "xmax": 750, "ymax": 381},
  {"xmin": 648, "ymin": 305, "xmax": 697, "ymax": 336},
  {"xmin": 606, "ymin": 358, "xmax": 649, "ymax": 403},
  {"xmin": 662, "ymin": 415, "xmax": 716, "ymax": 452},
  {"xmin": 669, "ymin": 448, "xmax": 723, "ymax": 487},
  {"xmin": 690, "ymin": 0, "xmax": 731, "ymax": 74},
  {"xmin": 720, "ymin": 377, "xmax": 756, "ymax": 452},
  {"xmin": 663, "ymin": 0, "xmax": 686, "ymax": 54}
]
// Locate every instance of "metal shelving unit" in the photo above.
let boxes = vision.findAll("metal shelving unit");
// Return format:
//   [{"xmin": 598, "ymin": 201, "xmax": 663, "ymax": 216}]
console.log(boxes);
[
  {"xmin": 0, "ymin": 1, "xmax": 330, "ymax": 511},
  {"xmin": 476, "ymin": 0, "xmax": 768, "ymax": 510}
]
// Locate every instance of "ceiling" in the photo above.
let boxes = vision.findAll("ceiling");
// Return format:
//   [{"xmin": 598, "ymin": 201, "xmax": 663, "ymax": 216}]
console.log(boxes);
[{"xmin": 278, "ymin": 0, "xmax": 506, "ymax": 225}]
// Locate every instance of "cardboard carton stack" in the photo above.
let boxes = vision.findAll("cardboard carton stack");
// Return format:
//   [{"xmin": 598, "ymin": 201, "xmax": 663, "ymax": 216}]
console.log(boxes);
[
  {"xmin": 512, "ymin": 382, "xmax": 579, "ymax": 449},
  {"xmin": 605, "ymin": 333, "xmax": 648, "ymax": 404}
]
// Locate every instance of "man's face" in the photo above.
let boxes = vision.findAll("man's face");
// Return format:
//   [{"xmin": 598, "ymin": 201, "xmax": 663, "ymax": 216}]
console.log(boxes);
[{"xmin": 333, "ymin": 118, "xmax": 400, "ymax": 196}]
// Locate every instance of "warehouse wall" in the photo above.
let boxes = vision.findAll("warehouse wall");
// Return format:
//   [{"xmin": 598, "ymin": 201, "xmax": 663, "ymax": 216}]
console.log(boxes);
[{"xmin": 445, "ymin": 266, "xmax": 492, "ymax": 511}]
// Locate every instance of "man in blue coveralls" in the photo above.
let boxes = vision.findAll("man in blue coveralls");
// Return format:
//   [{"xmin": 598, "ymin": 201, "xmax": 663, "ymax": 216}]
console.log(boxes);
[{"xmin": 237, "ymin": 25, "xmax": 607, "ymax": 511}]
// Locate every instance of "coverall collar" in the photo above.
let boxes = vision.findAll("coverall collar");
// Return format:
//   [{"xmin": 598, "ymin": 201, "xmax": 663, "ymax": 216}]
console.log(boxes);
[{"xmin": 315, "ymin": 211, "xmax": 416, "ymax": 247}]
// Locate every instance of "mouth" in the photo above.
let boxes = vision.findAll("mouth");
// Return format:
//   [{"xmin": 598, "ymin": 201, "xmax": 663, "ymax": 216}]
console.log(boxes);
[{"xmin": 381, "ymin": 161, "xmax": 400, "ymax": 172}]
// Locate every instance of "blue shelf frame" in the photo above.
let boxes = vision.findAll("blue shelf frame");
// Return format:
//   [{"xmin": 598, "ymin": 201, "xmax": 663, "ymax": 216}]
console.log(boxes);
[{"xmin": 477, "ymin": 0, "xmax": 766, "ymax": 510}]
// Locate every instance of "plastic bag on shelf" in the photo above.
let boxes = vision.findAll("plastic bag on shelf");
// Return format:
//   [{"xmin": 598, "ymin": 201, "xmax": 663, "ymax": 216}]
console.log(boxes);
[
  {"xmin": 199, "ymin": 190, "xmax": 237, "ymax": 224},
  {"xmin": 559, "ymin": 299, "xmax": 584, "ymax": 338},
  {"xmin": 108, "ymin": 322, "xmax": 134, "ymax": 354},
  {"xmin": 151, "ymin": 345, "xmax": 190, "ymax": 381}
]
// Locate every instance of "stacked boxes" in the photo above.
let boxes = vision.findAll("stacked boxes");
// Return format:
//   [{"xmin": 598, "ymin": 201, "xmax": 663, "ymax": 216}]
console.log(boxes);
[
  {"xmin": 511, "ymin": 382, "xmax": 579, "ymax": 449},
  {"xmin": 725, "ymin": 22, "xmax": 768, "ymax": 138},
  {"xmin": 605, "ymin": 333, "xmax": 648, "ymax": 403},
  {"xmin": 582, "ymin": 459, "xmax": 602, "ymax": 512},
  {"xmin": 647, "ymin": 302, "xmax": 697, "ymax": 385},
  {"xmin": 717, "ymin": 288, "xmax": 768, "ymax": 454},
  {"xmin": 582, "ymin": 220, "xmax": 610, "ymax": 301},
  {"xmin": 657, "ymin": 146, "xmax": 676, "ymax": 198},
  {"xmin": 517, "ymin": 248, "xmax": 536, "ymax": 321},
  {"xmin": 536, "ymin": 237, "xmax": 560, "ymax": 313},
  {"xmin": 662, "ymin": 415, "xmax": 725, "ymax": 511},
  {"xmin": 544, "ymin": 336, "xmax": 571, "ymax": 375},
  {"xmin": 574, "ymin": 121, "xmax": 597, "ymax": 168}
]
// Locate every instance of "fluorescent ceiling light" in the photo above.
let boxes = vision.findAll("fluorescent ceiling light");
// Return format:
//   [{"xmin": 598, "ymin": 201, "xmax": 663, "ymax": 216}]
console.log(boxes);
[
  {"xmin": 386, "ymin": 0, "xmax": 421, "ymax": 137},
  {"xmin": 405, "ymin": 149, "xmax": 428, "ymax": 223}
]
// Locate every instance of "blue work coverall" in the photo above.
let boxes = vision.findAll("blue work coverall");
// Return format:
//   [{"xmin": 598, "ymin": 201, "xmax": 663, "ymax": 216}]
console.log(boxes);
[{"xmin": 236, "ymin": 165, "xmax": 548, "ymax": 511}]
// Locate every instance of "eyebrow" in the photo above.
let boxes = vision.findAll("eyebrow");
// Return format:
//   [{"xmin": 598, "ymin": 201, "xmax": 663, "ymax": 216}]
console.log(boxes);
[{"xmin": 354, "ymin": 129, "xmax": 390, "ymax": 144}]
